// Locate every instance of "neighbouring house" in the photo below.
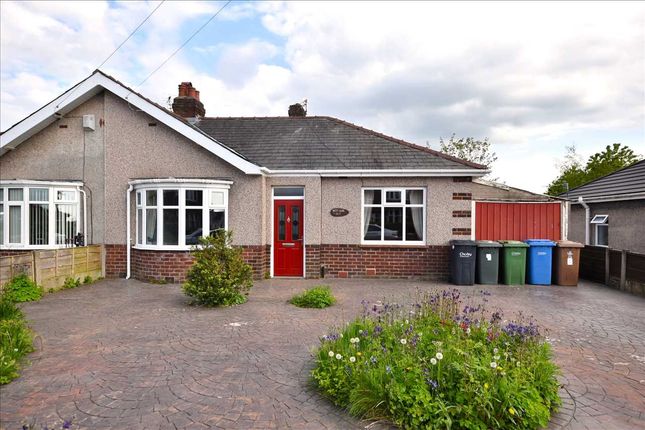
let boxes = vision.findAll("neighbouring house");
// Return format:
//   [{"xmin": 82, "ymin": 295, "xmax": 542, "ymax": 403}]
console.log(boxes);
[
  {"xmin": 0, "ymin": 70, "xmax": 487, "ymax": 283},
  {"xmin": 560, "ymin": 160, "xmax": 645, "ymax": 253}
]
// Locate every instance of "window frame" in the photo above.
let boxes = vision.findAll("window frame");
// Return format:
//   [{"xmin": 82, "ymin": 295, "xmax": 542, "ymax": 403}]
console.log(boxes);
[
  {"xmin": 134, "ymin": 183, "xmax": 229, "ymax": 251},
  {"xmin": 0, "ymin": 182, "xmax": 81, "ymax": 249},
  {"xmin": 594, "ymin": 222, "xmax": 609, "ymax": 247},
  {"xmin": 361, "ymin": 187, "xmax": 426, "ymax": 245}
]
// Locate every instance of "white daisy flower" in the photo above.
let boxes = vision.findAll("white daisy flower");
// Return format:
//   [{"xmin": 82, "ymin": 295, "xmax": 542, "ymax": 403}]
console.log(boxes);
[
  {"xmin": 493, "ymin": 348, "xmax": 499, "ymax": 354},
  {"xmin": 328, "ymin": 351, "xmax": 334, "ymax": 357},
  {"xmin": 400, "ymin": 338, "xmax": 407, "ymax": 345},
  {"xmin": 490, "ymin": 362, "xmax": 498, "ymax": 369},
  {"xmin": 349, "ymin": 356, "xmax": 356, "ymax": 363},
  {"xmin": 430, "ymin": 358, "xmax": 437, "ymax": 365},
  {"xmin": 436, "ymin": 352, "xmax": 443, "ymax": 360},
  {"xmin": 336, "ymin": 354, "xmax": 342, "ymax": 360}
]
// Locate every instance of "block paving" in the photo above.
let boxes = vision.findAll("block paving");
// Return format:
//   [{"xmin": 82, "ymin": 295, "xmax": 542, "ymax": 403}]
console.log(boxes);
[{"xmin": 1, "ymin": 278, "xmax": 644, "ymax": 429}]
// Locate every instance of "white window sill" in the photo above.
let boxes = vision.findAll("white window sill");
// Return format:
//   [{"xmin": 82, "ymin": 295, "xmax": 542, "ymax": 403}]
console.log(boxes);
[
  {"xmin": 133, "ymin": 245, "xmax": 193, "ymax": 252},
  {"xmin": 360, "ymin": 241, "xmax": 426, "ymax": 247}
]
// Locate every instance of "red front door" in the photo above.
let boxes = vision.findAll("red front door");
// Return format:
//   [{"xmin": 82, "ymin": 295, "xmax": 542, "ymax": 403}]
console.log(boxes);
[{"xmin": 274, "ymin": 199, "xmax": 304, "ymax": 277}]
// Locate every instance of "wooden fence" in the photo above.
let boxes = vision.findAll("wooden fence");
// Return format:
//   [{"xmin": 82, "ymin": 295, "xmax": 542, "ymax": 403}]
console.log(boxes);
[
  {"xmin": 0, "ymin": 245, "xmax": 103, "ymax": 291},
  {"xmin": 580, "ymin": 245, "xmax": 645, "ymax": 297}
]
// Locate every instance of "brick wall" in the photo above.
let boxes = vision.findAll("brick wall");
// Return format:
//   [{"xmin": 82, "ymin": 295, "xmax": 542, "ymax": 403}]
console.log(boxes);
[
  {"xmin": 0, "ymin": 250, "xmax": 32, "ymax": 258},
  {"xmin": 105, "ymin": 244, "xmax": 269, "ymax": 283},
  {"xmin": 104, "ymin": 243, "xmax": 451, "ymax": 282},
  {"xmin": 105, "ymin": 244, "xmax": 127, "ymax": 278},
  {"xmin": 452, "ymin": 192, "xmax": 472, "ymax": 200},
  {"xmin": 319, "ymin": 244, "xmax": 450, "ymax": 280}
]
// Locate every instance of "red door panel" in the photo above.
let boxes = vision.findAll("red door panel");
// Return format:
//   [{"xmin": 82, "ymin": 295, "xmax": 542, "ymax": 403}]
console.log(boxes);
[
  {"xmin": 274, "ymin": 199, "xmax": 304, "ymax": 276},
  {"xmin": 475, "ymin": 202, "xmax": 561, "ymax": 241}
]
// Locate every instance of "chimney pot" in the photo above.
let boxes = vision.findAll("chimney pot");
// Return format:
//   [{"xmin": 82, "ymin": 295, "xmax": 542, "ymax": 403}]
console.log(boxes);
[
  {"xmin": 288, "ymin": 103, "xmax": 306, "ymax": 117},
  {"xmin": 172, "ymin": 81, "xmax": 205, "ymax": 119}
]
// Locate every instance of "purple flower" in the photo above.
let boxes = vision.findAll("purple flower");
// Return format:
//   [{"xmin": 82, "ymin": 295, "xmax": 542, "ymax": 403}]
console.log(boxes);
[
  {"xmin": 63, "ymin": 421, "xmax": 72, "ymax": 430},
  {"xmin": 426, "ymin": 378, "xmax": 439, "ymax": 390},
  {"xmin": 370, "ymin": 356, "xmax": 377, "ymax": 364}
]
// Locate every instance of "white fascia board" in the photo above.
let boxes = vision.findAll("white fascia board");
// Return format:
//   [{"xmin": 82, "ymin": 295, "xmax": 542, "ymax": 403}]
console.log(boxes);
[
  {"xmin": 1, "ymin": 73, "xmax": 262, "ymax": 175},
  {"xmin": 262, "ymin": 168, "xmax": 488, "ymax": 177}
]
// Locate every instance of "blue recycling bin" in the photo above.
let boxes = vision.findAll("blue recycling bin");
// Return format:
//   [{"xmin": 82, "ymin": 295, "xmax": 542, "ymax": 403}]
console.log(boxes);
[{"xmin": 524, "ymin": 239, "xmax": 556, "ymax": 285}]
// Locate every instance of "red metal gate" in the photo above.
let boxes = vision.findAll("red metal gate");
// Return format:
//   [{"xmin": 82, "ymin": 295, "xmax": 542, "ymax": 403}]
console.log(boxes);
[{"xmin": 475, "ymin": 202, "xmax": 562, "ymax": 241}]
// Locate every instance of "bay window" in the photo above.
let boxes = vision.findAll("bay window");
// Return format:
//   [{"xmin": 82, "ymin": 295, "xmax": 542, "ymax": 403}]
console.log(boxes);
[
  {"xmin": 0, "ymin": 182, "xmax": 81, "ymax": 249},
  {"xmin": 134, "ymin": 181, "xmax": 229, "ymax": 250},
  {"xmin": 362, "ymin": 188, "xmax": 425, "ymax": 244}
]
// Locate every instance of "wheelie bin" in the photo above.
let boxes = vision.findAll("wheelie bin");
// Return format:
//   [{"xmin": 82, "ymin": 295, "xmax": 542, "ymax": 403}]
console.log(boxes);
[
  {"xmin": 525, "ymin": 239, "xmax": 556, "ymax": 285},
  {"xmin": 498, "ymin": 240, "xmax": 528, "ymax": 285},
  {"xmin": 553, "ymin": 240, "xmax": 584, "ymax": 286},
  {"xmin": 475, "ymin": 241, "xmax": 501, "ymax": 284},
  {"xmin": 449, "ymin": 240, "xmax": 476, "ymax": 285}
]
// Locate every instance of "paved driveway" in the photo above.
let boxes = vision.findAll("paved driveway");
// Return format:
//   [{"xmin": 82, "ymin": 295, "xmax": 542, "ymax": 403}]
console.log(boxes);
[{"xmin": 1, "ymin": 279, "xmax": 644, "ymax": 430}]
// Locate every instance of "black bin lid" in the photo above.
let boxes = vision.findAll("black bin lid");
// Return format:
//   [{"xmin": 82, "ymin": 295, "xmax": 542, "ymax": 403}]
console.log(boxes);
[
  {"xmin": 450, "ymin": 240, "xmax": 476, "ymax": 246},
  {"xmin": 476, "ymin": 240, "xmax": 502, "ymax": 248}
]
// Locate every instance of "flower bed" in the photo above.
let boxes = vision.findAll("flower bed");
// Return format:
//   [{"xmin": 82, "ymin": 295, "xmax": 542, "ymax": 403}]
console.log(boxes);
[{"xmin": 311, "ymin": 290, "xmax": 561, "ymax": 429}]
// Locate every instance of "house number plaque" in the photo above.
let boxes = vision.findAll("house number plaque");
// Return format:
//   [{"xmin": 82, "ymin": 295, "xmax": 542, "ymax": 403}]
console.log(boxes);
[{"xmin": 330, "ymin": 208, "xmax": 349, "ymax": 217}]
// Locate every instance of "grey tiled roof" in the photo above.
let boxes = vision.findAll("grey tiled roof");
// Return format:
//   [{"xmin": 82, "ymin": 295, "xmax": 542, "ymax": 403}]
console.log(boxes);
[
  {"xmin": 560, "ymin": 160, "xmax": 645, "ymax": 202},
  {"xmin": 196, "ymin": 116, "xmax": 485, "ymax": 171}
]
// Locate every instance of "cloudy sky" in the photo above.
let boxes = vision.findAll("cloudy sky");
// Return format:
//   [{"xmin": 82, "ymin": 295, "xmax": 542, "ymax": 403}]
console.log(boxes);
[{"xmin": 1, "ymin": 1, "xmax": 644, "ymax": 192}]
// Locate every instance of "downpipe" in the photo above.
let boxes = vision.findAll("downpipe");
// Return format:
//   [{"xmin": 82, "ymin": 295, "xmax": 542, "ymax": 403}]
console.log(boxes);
[
  {"xmin": 577, "ymin": 196, "xmax": 590, "ymax": 245},
  {"xmin": 126, "ymin": 184, "xmax": 133, "ymax": 279}
]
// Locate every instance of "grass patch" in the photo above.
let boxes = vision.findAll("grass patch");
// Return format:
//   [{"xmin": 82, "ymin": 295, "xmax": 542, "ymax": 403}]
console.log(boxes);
[
  {"xmin": 312, "ymin": 290, "xmax": 561, "ymax": 429},
  {"xmin": 290, "ymin": 286, "xmax": 336, "ymax": 308},
  {"xmin": 0, "ymin": 293, "xmax": 34, "ymax": 384}
]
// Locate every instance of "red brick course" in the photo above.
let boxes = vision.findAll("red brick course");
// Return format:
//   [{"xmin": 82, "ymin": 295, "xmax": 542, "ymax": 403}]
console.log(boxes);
[
  {"xmin": 452, "ymin": 228, "xmax": 472, "ymax": 236},
  {"xmin": 452, "ymin": 210, "xmax": 472, "ymax": 218},
  {"xmin": 105, "ymin": 245, "xmax": 270, "ymax": 283},
  {"xmin": 0, "ymin": 250, "xmax": 32, "ymax": 258},
  {"xmin": 104, "ymin": 243, "xmax": 451, "ymax": 282},
  {"xmin": 452, "ymin": 192, "xmax": 472, "ymax": 200},
  {"xmin": 105, "ymin": 244, "xmax": 126, "ymax": 279},
  {"xmin": 320, "ymin": 244, "xmax": 450, "ymax": 281}
]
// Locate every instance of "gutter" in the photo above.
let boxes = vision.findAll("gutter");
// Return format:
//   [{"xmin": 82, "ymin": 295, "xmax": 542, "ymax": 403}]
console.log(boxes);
[
  {"xmin": 260, "ymin": 168, "xmax": 489, "ymax": 177},
  {"xmin": 577, "ymin": 196, "xmax": 590, "ymax": 245}
]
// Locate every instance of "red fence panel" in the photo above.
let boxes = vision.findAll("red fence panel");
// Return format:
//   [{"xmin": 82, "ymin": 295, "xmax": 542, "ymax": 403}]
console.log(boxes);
[{"xmin": 475, "ymin": 202, "xmax": 561, "ymax": 241}]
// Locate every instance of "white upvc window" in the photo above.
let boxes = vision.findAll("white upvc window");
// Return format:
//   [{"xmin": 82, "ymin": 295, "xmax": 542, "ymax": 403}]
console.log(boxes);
[
  {"xmin": 591, "ymin": 214, "xmax": 608, "ymax": 247},
  {"xmin": 361, "ymin": 187, "xmax": 425, "ymax": 245},
  {"xmin": 134, "ymin": 182, "xmax": 229, "ymax": 250},
  {"xmin": 0, "ymin": 182, "xmax": 81, "ymax": 249}
]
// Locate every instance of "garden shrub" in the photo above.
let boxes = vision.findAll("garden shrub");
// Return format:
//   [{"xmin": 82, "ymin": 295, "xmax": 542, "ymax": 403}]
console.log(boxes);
[
  {"xmin": 0, "ymin": 293, "xmax": 34, "ymax": 384},
  {"xmin": 83, "ymin": 275, "xmax": 93, "ymax": 284},
  {"xmin": 312, "ymin": 290, "xmax": 561, "ymax": 430},
  {"xmin": 183, "ymin": 231, "xmax": 253, "ymax": 306},
  {"xmin": 62, "ymin": 277, "xmax": 81, "ymax": 290},
  {"xmin": 290, "ymin": 286, "xmax": 336, "ymax": 308},
  {"xmin": 2, "ymin": 274, "xmax": 42, "ymax": 303}
]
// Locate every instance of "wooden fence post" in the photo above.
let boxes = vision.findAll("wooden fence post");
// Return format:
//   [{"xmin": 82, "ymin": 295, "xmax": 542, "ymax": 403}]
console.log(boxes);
[
  {"xmin": 32, "ymin": 251, "xmax": 38, "ymax": 285},
  {"xmin": 605, "ymin": 247, "xmax": 610, "ymax": 286},
  {"xmin": 620, "ymin": 250, "xmax": 627, "ymax": 291}
]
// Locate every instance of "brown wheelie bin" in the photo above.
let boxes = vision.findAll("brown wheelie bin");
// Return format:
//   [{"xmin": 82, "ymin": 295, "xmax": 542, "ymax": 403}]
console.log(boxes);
[{"xmin": 553, "ymin": 240, "xmax": 584, "ymax": 286}]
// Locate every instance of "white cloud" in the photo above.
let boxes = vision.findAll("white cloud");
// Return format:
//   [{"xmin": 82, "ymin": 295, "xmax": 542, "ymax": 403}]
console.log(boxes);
[{"xmin": 2, "ymin": 0, "xmax": 644, "ymax": 193}]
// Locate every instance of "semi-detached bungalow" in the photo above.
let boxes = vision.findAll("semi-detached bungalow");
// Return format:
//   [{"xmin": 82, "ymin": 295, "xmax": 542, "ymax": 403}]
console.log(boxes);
[{"xmin": 0, "ymin": 70, "xmax": 487, "ymax": 282}]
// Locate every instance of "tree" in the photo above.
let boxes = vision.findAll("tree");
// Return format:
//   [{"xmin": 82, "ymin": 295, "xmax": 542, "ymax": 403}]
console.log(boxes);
[
  {"xmin": 439, "ymin": 134, "xmax": 497, "ymax": 171},
  {"xmin": 546, "ymin": 143, "xmax": 641, "ymax": 196}
]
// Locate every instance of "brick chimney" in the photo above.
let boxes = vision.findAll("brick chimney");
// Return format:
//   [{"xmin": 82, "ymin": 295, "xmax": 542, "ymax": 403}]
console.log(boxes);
[
  {"xmin": 172, "ymin": 82, "xmax": 205, "ymax": 119},
  {"xmin": 288, "ymin": 103, "xmax": 306, "ymax": 117}
]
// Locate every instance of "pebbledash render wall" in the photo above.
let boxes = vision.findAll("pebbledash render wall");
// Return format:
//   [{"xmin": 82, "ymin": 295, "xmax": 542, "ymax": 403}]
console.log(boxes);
[
  {"xmin": 265, "ymin": 176, "xmax": 473, "ymax": 280},
  {"xmin": 2, "ymin": 88, "xmax": 474, "ymax": 282}
]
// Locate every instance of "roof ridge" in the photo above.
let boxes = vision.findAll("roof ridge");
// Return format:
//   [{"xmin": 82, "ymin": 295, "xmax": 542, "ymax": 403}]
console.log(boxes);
[{"xmin": 320, "ymin": 116, "xmax": 486, "ymax": 170}]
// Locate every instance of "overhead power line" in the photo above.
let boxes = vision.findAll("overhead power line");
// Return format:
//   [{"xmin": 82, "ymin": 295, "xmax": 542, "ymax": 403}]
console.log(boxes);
[
  {"xmin": 134, "ymin": 0, "xmax": 232, "ymax": 89},
  {"xmin": 56, "ymin": 0, "xmax": 166, "ymax": 108},
  {"xmin": 96, "ymin": 0, "xmax": 166, "ymax": 71}
]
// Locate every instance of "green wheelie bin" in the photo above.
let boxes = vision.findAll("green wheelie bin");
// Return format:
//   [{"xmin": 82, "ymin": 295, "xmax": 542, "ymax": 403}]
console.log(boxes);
[
  {"xmin": 498, "ymin": 240, "xmax": 529, "ymax": 285},
  {"xmin": 475, "ymin": 241, "xmax": 501, "ymax": 284}
]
